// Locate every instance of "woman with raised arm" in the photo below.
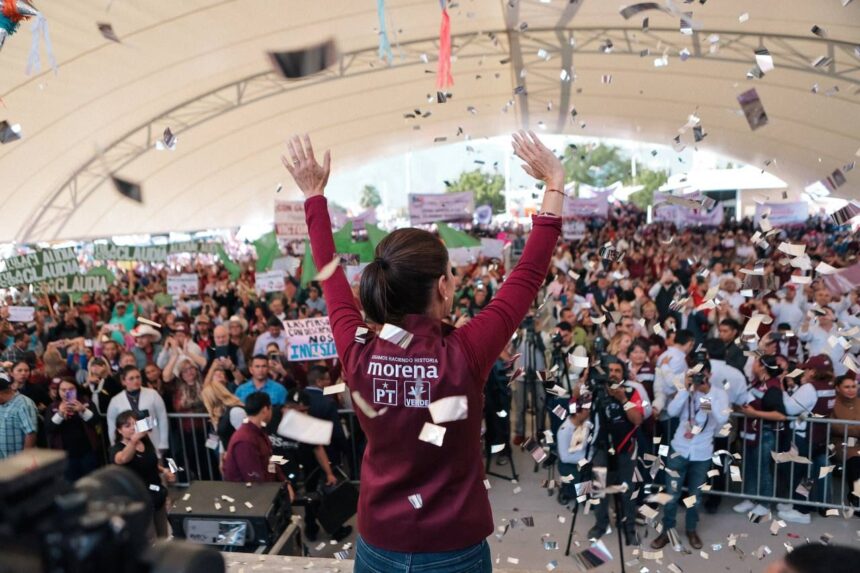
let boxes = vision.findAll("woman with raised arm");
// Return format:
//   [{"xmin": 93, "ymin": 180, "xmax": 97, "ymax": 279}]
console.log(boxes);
[{"xmin": 282, "ymin": 131, "xmax": 564, "ymax": 572}]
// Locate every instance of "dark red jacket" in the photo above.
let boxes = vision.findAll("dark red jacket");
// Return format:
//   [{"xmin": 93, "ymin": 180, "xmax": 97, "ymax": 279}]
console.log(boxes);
[
  {"xmin": 222, "ymin": 421, "xmax": 284, "ymax": 483},
  {"xmin": 305, "ymin": 196, "xmax": 560, "ymax": 552}
]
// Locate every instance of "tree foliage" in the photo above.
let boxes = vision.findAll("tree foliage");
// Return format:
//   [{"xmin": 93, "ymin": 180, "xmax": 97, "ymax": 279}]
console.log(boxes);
[
  {"xmin": 562, "ymin": 143, "xmax": 631, "ymax": 192},
  {"xmin": 359, "ymin": 184, "xmax": 382, "ymax": 209},
  {"xmin": 627, "ymin": 167, "xmax": 669, "ymax": 210},
  {"xmin": 445, "ymin": 169, "xmax": 506, "ymax": 214}
]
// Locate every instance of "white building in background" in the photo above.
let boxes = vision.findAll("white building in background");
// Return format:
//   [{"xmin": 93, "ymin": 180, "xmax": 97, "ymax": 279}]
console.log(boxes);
[{"xmin": 659, "ymin": 166, "xmax": 791, "ymax": 221}]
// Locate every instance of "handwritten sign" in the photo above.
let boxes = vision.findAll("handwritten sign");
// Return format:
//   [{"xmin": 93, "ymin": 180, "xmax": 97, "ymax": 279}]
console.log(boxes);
[
  {"xmin": 166, "ymin": 274, "xmax": 199, "ymax": 296},
  {"xmin": 255, "ymin": 270, "xmax": 286, "ymax": 294},
  {"xmin": 283, "ymin": 317, "xmax": 337, "ymax": 361},
  {"xmin": 274, "ymin": 201, "xmax": 308, "ymax": 240}
]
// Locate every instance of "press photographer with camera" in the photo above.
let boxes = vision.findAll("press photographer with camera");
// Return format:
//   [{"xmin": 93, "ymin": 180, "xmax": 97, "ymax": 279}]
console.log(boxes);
[
  {"xmin": 512, "ymin": 312, "xmax": 547, "ymax": 446},
  {"xmin": 650, "ymin": 357, "xmax": 728, "ymax": 550},
  {"xmin": 575, "ymin": 353, "xmax": 645, "ymax": 546}
]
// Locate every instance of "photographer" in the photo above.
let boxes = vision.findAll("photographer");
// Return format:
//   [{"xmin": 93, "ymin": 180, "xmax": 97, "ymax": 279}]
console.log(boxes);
[
  {"xmin": 579, "ymin": 356, "xmax": 645, "ymax": 546},
  {"xmin": 650, "ymin": 358, "xmax": 728, "ymax": 550},
  {"xmin": 547, "ymin": 321, "xmax": 580, "ymax": 437},
  {"xmin": 556, "ymin": 399, "xmax": 590, "ymax": 504},
  {"xmin": 484, "ymin": 345, "xmax": 515, "ymax": 463}
]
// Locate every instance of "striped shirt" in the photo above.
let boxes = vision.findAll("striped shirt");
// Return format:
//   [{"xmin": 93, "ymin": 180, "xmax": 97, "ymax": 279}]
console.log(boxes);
[{"xmin": 0, "ymin": 393, "xmax": 38, "ymax": 459}]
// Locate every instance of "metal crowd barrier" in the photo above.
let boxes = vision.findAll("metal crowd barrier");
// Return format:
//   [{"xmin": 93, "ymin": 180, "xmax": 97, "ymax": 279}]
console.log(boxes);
[
  {"xmin": 697, "ymin": 412, "xmax": 860, "ymax": 511},
  {"xmin": 159, "ymin": 411, "xmax": 859, "ymax": 512},
  {"xmin": 164, "ymin": 411, "xmax": 363, "ymax": 487}
]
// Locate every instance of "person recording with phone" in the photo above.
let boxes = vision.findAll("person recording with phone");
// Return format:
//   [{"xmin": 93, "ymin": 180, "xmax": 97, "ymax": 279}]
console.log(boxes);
[
  {"xmin": 111, "ymin": 410, "xmax": 176, "ymax": 538},
  {"xmin": 45, "ymin": 378, "xmax": 100, "ymax": 481},
  {"xmin": 650, "ymin": 358, "xmax": 728, "ymax": 551}
]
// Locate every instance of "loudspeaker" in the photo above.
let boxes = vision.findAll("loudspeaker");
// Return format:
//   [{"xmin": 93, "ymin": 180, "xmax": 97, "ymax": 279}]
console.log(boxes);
[{"xmin": 168, "ymin": 481, "xmax": 291, "ymax": 549}]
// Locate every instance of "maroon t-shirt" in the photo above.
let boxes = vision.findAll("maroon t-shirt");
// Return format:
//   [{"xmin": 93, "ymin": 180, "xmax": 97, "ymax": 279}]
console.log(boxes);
[
  {"xmin": 305, "ymin": 196, "xmax": 561, "ymax": 552},
  {"xmin": 222, "ymin": 421, "xmax": 284, "ymax": 483}
]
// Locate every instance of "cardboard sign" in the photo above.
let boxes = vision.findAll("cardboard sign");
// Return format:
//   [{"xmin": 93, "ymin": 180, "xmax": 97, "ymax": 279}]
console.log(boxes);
[
  {"xmin": 166, "ymin": 274, "xmax": 199, "ymax": 296},
  {"xmin": 274, "ymin": 201, "xmax": 308, "ymax": 240},
  {"xmin": 7, "ymin": 306, "xmax": 35, "ymax": 322},
  {"xmin": 255, "ymin": 270, "xmax": 286, "ymax": 294},
  {"xmin": 283, "ymin": 317, "xmax": 337, "ymax": 361}
]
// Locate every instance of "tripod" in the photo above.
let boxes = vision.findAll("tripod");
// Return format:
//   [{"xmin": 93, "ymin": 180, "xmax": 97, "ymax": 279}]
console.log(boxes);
[
  {"xmin": 564, "ymin": 486, "xmax": 628, "ymax": 573},
  {"xmin": 519, "ymin": 324, "xmax": 546, "ymax": 473}
]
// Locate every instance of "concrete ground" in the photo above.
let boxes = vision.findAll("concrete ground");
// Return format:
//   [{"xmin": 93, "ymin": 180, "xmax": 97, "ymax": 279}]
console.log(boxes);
[{"xmin": 295, "ymin": 440, "xmax": 859, "ymax": 572}]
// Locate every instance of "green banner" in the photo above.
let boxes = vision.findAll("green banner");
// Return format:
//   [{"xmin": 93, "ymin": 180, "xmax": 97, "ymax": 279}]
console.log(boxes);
[
  {"xmin": 0, "ymin": 247, "xmax": 79, "ymax": 289},
  {"xmin": 93, "ymin": 241, "xmax": 218, "ymax": 262},
  {"xmin": 39, "ymin": 267, "xmax": 115, "ymax": 295}
]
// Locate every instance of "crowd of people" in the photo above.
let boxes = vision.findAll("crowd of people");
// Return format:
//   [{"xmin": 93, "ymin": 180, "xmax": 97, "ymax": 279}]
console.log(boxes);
[{"xmin": 1, "ymin": 190, "xmax": 859, "ymax": 551}]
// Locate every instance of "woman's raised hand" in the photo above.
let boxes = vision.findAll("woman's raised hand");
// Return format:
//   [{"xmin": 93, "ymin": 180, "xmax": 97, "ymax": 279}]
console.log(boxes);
[
  {"xmin": 281, "ymin": 134, "xmax": 331, "ymax": 199},
  {"xmin": 511, "ymin": 130, "xmax": 564, "ymax": 189}
]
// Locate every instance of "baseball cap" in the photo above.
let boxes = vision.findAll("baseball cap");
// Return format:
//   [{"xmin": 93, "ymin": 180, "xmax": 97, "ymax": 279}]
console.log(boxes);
[
  {"xmin": 0, "ymin": 372, "xmax": 12, "ymax": 391},
  {"xmin": 799, "ymin": 354, "xmax": 833, "ymax": 371}
]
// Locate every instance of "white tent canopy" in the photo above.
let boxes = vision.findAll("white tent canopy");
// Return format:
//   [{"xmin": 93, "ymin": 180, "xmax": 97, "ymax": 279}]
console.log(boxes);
[{"xmin": 0, "ymin": 0, "xmax": 858, "ymax": 242}]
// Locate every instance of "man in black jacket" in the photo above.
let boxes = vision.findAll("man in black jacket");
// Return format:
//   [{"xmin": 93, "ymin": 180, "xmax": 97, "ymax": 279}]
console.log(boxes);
[
  {"xmin": 718, "ymin": 318, "xmax": 747, "ymax": 372},
  {"xmin": 303, "ymin": 365, "xmax": 347, "ymax": 466}
]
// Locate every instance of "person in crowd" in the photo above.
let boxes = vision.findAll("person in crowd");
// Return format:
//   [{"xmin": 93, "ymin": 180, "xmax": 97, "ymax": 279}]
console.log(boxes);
[
  {"xmin": 193, "ymin": 313, "xmax": 215, "ymax": 352},
  {"xmin": 1, "ymin": 331, "xmax": 36, "ymax": 367},
  {"xmin": 771, "ymin": 284, "xmax": 805, "ymax": 331},
  {"xmin": 228, "ymin": 315, "xmax": 256, "ymax": 367},
  {"xmin": 234, "ymin": 354, "xmax": 287, "ymax": 406},
  {"xmin": 831, "ymin": 374, "xmax": 860, "ymax": 509},
  {"xmin": 650, "ymin": 358, "xmax": 729, "ymax": 550},
  {"xmin": 205, "ymin": 324, "xmax": 246, "ymax": 387},
  {"xmin": 82, "ymin": 356, "xmax": 122, "ymax": 418},
  {"xmin": 575, "ymin": 355, "xmax": 645, "ymax": 546},
  {"xmin": 700, "ymin": 338, "xmax": 748, "ymax": 513},
  {"xmin": 734, "ymin": 355, "xmax": 786, "ymax": 516},
  {"xmin": 200, "ymin": 376, "xmax": 246, "ymax": 455},
  {"xmin": 130, "ymin": 324, "xmax": 162, "ymax": 370},
  {"xmin": 305, "ymin": 284, "xmax": 327, "ymax": 315},
  {"xmin": 111, "ymin": 410, "xmax": 175, "ymax": 538},
  {"xmin": 303, "ymin": 365, "xmax": 348, "ymax": 465},
  {"xmin": 253, "ymin": 316, "xmax": 288, "ymax": 356},
  {"xmin": 45, "ymin": 378, "xmax": 100, "ymax": 481},
  {"xmin": 156, "ymin": 321, "xmax": 206, "ymax": 371},
  {"xmin": 108, "ymin": 301, "xmax": 136, "ymax": 344},
  {"xmin": 778, "ymin": 354, "xmax": 836, "ymax": 524},
  {"xmin": 222, "ymin": 392, "xmax": 292, "ymax": 492},
  {"xmin": 797, "ymin": 307, "xmax": 848, "ymax": 376},
  {"xmin": 0, "ymin": 371, "xmax": 38, "ymax": 458},
  {"xmin": 100, "ymin": 338, "xmax": 121, "ymax": 371},
  {"xmin": 484, "ymin": 346, "xmax": 515, "ymax": 466},
  {"xmin": 286, "ymin": 131, "xmax": 562, "ymax": 570},
  {"xmin": 142, "ymin": 363, "xmax": 164, "ymax": 393},
  {"xmin": 653, "ymin": 329, "xmax": 695, "ymax": 435},
  {"xmin": 717, "ymin": 318, "xmax": 747, "ymax": 372},
  {"xmin": 164, "ymin": 356, "xmax": 213, "ymax": 480},
  {"xmin": 106, "ymin": 366, "xmax": 169, "ymax": 455},
  {"xmin": 556, "ymin": 397, "xmax": 590, "ymax": 504}
]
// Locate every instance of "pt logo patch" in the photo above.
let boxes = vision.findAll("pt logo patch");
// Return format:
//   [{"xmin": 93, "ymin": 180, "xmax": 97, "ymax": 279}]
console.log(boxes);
[
  {"xmin": 373, "ymin": 379, "xmax": 397, "ymax": 406},
  {"xmin": 404, "ymin": 380, "xmax": 430, "ymax": 408}
]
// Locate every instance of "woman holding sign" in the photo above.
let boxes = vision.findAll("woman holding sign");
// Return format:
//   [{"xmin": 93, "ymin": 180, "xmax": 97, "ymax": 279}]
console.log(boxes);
[{"xmin": 282, "ymin": 132, "xmax": 563, "ymax": 572}]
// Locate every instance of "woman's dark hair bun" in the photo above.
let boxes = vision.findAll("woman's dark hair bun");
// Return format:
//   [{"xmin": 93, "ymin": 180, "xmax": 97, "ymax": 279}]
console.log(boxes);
[{"xmin": 360, "ymin": 229, "xmax": 448, "ymax": 325}]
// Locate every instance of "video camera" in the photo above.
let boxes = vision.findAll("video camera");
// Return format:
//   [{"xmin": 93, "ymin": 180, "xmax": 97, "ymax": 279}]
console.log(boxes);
[{"xmin": 0, "ymin": 449, "xmax": 223, "ymax": 573}]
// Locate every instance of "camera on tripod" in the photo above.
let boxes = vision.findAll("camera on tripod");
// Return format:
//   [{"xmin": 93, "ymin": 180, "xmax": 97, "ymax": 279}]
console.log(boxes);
[{"xmin": 0, "ymin": 449, "xmax": 223, "ymax": 573}]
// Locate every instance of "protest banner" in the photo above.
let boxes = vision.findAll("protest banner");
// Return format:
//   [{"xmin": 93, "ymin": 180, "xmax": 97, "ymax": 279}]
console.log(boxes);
[
  {"xmin": 283, "ymin": 317, "xmax": 337, "ymax": 361},
  {"xmin": 167, "ymin": 241, "xmax": 219, "ymax": 255},
  {"xmin": 754, "ymin": 201, "xmax": 808, "ymax": 228},
  {"xmin": 408, "ymin": 191, "xmax": 474, "ymax": 225},
  {"xmin": 0, "ymin": 247, "xmax": 79, "ymax": 289},
  {"xmin": 255, "ymin": 270, "xmax": 286, "ymax": 294},
  {"xmin": 40, "ymin": 273, "xmax": 111, "ymax": 295},
  {"xmin": 166, "ymin": 274, "xmax": 199, "ymax": 296},
  {"xmin": 7, "ymin": 306, "xmax": 35, "ymax": 322},
  {"xmin": 275, "ymin": 200, "xmax": 308, "ymax": 240}
]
